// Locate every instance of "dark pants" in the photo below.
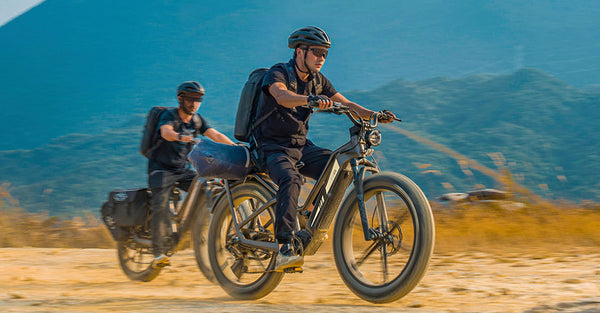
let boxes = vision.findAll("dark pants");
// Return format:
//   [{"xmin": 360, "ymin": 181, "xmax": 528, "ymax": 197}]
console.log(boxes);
[
  {"xmin": 148, "ymin": 168, "xmax": 196, "ymax": 255},
  {"xmin": 259, "ymin": 140, "xmax": 331, "ymax": 244}
]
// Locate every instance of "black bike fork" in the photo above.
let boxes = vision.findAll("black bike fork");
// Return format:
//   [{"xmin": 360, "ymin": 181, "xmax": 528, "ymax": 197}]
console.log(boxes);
[{"xmin": 351, "ymin": 159, "xmax": 377, "ymax": 241}]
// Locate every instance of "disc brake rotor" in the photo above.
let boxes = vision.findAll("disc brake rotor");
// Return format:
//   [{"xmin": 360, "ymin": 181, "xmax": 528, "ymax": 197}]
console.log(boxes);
[{"xmin": 381, "ymin": 221, "xmax": 402, "ymax": 256}]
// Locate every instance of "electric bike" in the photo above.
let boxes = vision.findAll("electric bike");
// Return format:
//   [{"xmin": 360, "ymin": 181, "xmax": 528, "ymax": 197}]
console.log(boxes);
[
  {"xmin": 204, "ymin": 104, "xmax": 435, "ymax": 303},
  {"xmin": 101, "ymin": 177, "xmax": 221, "ymax": 282}
]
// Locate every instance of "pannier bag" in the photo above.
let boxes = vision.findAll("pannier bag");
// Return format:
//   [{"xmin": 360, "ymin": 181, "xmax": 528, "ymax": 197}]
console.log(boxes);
[
  {"xmin": 187, "ymin": 139, "xmax": 252, "ymax": 180},
  {"xmin": 101, "ymin": 188, "xmax": 150, "ymax": 240}
]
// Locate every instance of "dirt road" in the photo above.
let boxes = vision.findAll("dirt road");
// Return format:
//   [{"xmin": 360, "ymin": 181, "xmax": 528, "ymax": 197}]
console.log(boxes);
[{"xmin": 1, "ymin": 247, "xmax": 598, "ymax": 312}]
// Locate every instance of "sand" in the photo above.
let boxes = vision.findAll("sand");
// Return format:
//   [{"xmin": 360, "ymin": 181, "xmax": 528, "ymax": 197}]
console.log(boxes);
[{"xmin": 0, "ymin": 247, "xmax": 598, "ymax": 312}]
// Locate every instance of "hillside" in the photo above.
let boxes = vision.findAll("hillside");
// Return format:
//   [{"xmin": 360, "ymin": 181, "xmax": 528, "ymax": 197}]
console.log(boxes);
[
  {"xmin": 316, "ymin": 69, "xmax": 600, "ymax": 201},
  {"xmin": 1, "ymin": 69, "xmax": 598, "ymax": 216},
  {"xmin": 1, "ymin": 0, "xmax": 600, "ymax": 150}
]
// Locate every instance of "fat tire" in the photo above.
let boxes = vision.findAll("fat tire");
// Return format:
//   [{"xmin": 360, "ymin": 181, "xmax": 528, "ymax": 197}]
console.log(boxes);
[
  {"xmin": 208, "ymin": 182, "xmax": 283, "ymax": 300},
  {"xmin": 333, "ymin": 172, "xmax": 435, "ymax": 303},
  {"xmin": 117, "ymin": 240, "xmax": 162, "ymax": 282},
  {"xmin": 192, "ymin": 200, "xmax": 217, "ymax": 283}
]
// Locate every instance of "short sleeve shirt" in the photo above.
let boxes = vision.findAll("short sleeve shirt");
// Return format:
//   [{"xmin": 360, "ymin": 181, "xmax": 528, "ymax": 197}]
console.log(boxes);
[
  {"xmin": 148, "ymin": 109, "xmax": 211, "ymax": 172},
  {"xmin": 255, "ymin": 61, "xmax": 337, "ymax": 147}
]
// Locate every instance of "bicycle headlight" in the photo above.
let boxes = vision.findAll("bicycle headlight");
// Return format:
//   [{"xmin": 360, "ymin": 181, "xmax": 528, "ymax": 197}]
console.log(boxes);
[{"xmin": 365, "ymin": 129, "xmax": 382, "ymax": 146}]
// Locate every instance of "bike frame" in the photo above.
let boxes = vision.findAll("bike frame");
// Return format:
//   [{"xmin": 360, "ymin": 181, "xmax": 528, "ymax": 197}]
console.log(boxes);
[
  {"xmin": 221, "ymin": 108, "xmax": 386, "ymax": 256},
  {"xmin": 173, "ymin": 176, "xmax": 206, "ymax": 236},
  {"xmin": 130, "ymin": 175, "xmax": 208, "ymax": 250}
]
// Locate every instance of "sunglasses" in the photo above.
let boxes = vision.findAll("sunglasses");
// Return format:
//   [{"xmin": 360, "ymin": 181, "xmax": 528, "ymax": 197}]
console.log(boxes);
[
  {"xmin": 306, "ymin": 47, "xmax": 328, "ymax": 59},
  {"xmin": 182, "ymin": 95, "xmax": 203, "ymax": 102}
]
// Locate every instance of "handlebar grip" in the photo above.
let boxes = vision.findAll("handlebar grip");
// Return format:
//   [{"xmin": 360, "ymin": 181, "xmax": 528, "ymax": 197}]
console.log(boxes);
[
  {"xmin": 379, "ymin": 110, "xmax": 402, "ymax": 122},
  {"xmin": 308, "ymin": 100, "xmax": 346, "ymax": 109},
  {"xmin": 382, "ymin": 114, "xmax": 402, "ymax": 122}
]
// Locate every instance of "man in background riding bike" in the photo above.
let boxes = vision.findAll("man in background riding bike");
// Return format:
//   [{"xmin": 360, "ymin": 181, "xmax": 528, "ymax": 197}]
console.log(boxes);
[
  {"xmin": 253, "ymin": 26, "xmax": 396, "ymax": 271},
  {"xmin": 149, "ymin": 81, "xmax": 234, "ymax": 268}
]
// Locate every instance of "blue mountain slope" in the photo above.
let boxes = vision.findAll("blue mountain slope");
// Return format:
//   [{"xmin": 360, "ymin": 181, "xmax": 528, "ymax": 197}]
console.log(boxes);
[
  {"xmin": 1, "ymin": 0, "xmax": 599, "ymax": 150},
  {"xmin": 1, "ymin": 69, "xmax": 598, "ymax": 216}
]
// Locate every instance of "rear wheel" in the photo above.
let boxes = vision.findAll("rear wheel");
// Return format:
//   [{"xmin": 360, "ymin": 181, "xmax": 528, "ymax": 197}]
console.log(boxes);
[
  {"xmin": 208, "ymin": 182, "xmax": 283, "ymax": 299},
  {"xmin": 333, "ymin": 172, "xmax": 435, "ymax": 303},
  {"xmin": 117, "ymin": 239, "xmax": 162, "ymax": 282}
]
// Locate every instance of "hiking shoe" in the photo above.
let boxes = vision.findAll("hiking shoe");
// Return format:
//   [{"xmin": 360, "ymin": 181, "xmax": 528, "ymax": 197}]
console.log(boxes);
[
  {"xmin": 152, "ymin": 254, "xmax": 171, "ymax": 269},
  {"xmin": 274, "ymin": 243, "xmax": 304, "ymax": 272}
]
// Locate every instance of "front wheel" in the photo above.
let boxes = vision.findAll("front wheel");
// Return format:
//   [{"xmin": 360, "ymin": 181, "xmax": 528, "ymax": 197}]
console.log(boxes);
[
  {"xmin": 333, "ymin": 172, "xmax": 435, "ymax": 303},
  {"xmin": 192, "ymin": 195, "xmax": 217, "ymax": 283}
]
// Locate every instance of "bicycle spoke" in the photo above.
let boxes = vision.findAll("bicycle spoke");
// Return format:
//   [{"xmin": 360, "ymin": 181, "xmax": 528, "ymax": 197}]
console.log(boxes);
[
  {"xmin": 356, "ymin": 240, "xmax": 381, "ymax": 267},
  {"xmin": 380, "ymin": 238, "xmax": 389, "ymax": 282},
  {"xmin": 391, "ymin": 211, "xmax": 410, "ymax": 228},
  {"xmin": 375, "ymin": 192, "xmax": 389, "ymax": 230},
  {"xmin": 210, "ymin": 182, "xmax": 281, "ymax": 291},
  {"xmin": 262, "ymin": 218, "xmax": 273, "ymax": 229},
  {"xmin": 339, "ymin": 186, "xmax": 421, "ymax": 287}
]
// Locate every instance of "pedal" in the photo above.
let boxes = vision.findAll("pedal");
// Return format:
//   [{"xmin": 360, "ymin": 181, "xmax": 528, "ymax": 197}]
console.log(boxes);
[
  {"xmin": 283, "ymin": 267, "xmax": 303, "ymax": 273},
  {"xmin": 151, "ymin": 257, "xmax": 171, "ymax": 269}
]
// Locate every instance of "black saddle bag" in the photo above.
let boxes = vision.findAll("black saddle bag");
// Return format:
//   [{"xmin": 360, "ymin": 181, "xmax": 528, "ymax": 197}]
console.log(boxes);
[{"xmin": 101, "ymin": 188, "xmax": 150, "ymax": 241}]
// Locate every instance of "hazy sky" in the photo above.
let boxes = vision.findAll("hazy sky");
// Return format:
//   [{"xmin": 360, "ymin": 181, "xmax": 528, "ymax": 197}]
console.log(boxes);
[{"xmin": 0, "ymin": 0, "xmax": 45, "ymax": 27}]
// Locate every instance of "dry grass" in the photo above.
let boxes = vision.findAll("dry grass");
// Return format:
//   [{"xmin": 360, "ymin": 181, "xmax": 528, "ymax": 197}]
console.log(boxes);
[
  {"xmin": 0, "ymin": 208, "xmax": 114, "ymax": 248},
  {"xmin": 2, "ymin": 180, "xmax": 599, "ymax": 252},
  {"xmin": 433, "ymin": 200, "xmax": 600, "ymax": 254},
  {"xmin": 2, "ymin": 201, "xmax": 598, "ymax": 254},
  {"xmin": 0, "ymin": 183, "xmax": 114, "ymax": 248}
]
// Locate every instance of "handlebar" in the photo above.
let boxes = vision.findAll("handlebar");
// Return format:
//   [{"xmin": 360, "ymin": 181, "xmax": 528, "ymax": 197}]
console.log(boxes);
[{"xmin": 311, "ymin": 102, "xmax": 401, "ymax": 128}]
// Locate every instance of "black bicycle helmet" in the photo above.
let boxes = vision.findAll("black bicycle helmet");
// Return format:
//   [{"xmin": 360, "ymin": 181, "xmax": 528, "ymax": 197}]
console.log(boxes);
[
  {"xmin": 288, "ymin": 26, "xmax": 331, "ymax": 49},
  {"xmin": 177, "ymin": 81, "xmax": 205, "ymax": 96}
]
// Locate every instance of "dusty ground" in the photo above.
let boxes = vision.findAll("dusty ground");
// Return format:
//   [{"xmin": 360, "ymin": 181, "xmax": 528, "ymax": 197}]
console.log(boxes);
[{"xmin": 0, "ymin": 247, "xmax": 598, "ymax": 313}]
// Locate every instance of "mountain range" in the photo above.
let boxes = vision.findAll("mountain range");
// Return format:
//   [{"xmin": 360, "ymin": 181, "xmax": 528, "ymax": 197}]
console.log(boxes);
[
  {"xmin": 1, "ymin": 0, "xmax": 600, "ymax": 151},
  {"xmin": 1, "ymin": 1, "xmax": 599, "ymax": 215},
  {"xmin": 1, "ymin": 69, "xmax": 598, "ymax": 216}
]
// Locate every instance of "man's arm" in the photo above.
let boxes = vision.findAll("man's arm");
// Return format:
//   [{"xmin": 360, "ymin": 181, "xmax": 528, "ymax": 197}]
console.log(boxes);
[
  {"xmin": 268, "ymin": 82, "xmax": 311, "ymax": 108},
  {"xmin": 203, "ymin": 128, "xmax": 235, "ymax": 145},
  {"xmin": 160, "ymin": 124, "xmax": 187, "ymax": 141},
  {"xmin": 269, "ymin": 82, "xmax": 334, "ymax": 110},
  {"xmin": 160, "ymin": 124, "xmax": 201, "ymax": 143}
]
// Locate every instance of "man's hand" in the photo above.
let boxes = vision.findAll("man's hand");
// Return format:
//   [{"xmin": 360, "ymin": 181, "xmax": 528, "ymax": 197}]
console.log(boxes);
[
  {"xmin": 307, "ymin": 95, "xmax": 333, "ymax": 110},
  {"xmin": 178, "ymin": 133, "xmax": 194, "ymax": 142},
  {"xmin": 378, "ymin": 110, "xmax": 397, "ymax": 123}
]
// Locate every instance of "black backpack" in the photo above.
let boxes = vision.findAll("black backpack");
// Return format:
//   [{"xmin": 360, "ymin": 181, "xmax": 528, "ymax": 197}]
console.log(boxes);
[
  {"xmin": 235, "ymin": 62, "xmax": 312, "ymax": 142},
  {"xmin": 139, "ymin": 107, "xmax": 201, "ymax": 158}
]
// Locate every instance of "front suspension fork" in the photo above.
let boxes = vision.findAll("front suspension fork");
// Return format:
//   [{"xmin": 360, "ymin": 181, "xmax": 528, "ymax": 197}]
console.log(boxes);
[{"xmin": 351, "ymin": 159, "xmax": 379, "ymax": 241}]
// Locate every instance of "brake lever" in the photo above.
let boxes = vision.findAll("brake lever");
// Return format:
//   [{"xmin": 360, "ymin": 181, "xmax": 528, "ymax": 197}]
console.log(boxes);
[{"xmin": 379, "ymin": 110, "xmax": 402, "ymax": 122}]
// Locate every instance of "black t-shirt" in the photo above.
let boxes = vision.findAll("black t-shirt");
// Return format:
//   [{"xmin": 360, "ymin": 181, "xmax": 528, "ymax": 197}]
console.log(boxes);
[
  {"xmin": 148, "ymin": 109, "xmax": 211, "ymax": 172},
  {"xmin": 255, "ymin": 61, "xmax": 337, "ymax": 147}
]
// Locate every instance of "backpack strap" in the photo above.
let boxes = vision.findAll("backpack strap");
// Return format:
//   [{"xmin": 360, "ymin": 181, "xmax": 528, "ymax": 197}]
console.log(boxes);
[
  {"xmin": 169, "ymin": 108, "xmax": 203, "ymax": 136},
  {"xmin": 192, "ymin": 114, "xmax": 202, "ymax": 135},
  {"xmin": 169, "ymin": 108, "xmax": 181, "ymax": 132},
  {"xmin": 250, "ymin": 62, "xmax": 296, "ymax": 133},
  {"xmin": 283, "ymin": 60, "xmax": 321, "ymax": 95},
  {"xmin": 283, "ymin": 62, "xmax": 297, "ymax": 93},
  {"xmin": 312, "ymin": 73, "xmax": 322, "ymax": 95}
]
